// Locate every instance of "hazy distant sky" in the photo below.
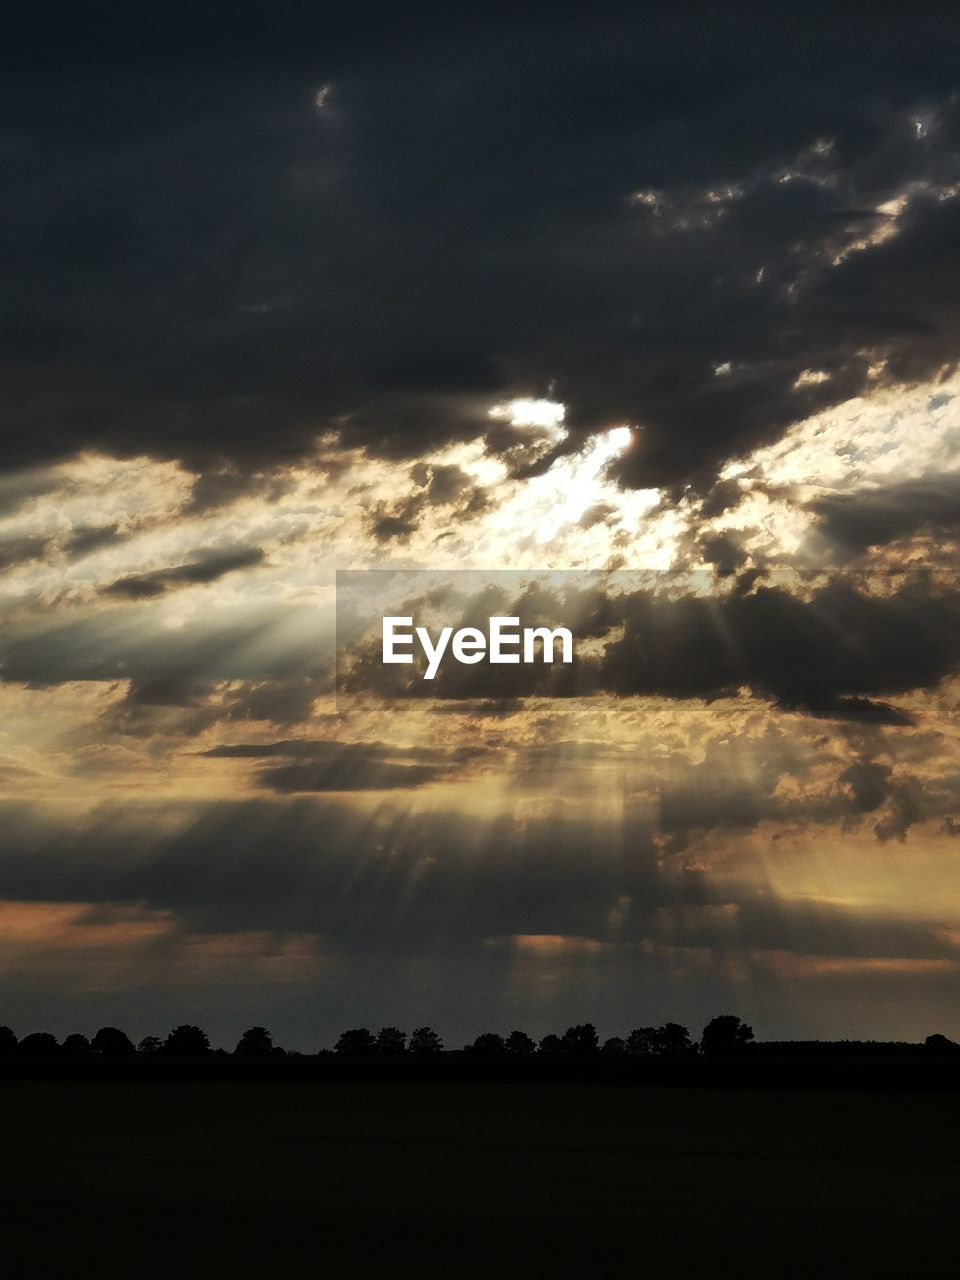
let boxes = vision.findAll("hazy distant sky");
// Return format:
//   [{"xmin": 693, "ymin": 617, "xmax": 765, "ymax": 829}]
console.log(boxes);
[{"xmin": 4, "ymin": 4, "xmax": 960, "ymax": 1048}]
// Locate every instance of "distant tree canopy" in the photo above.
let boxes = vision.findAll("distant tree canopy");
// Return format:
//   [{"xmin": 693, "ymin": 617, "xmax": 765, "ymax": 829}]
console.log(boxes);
[
  {"xmin": 163, "ymin": 1025, "xmax": 210, "ymax": 1056},
  {"xmin": 235, "ymin": 1026, "xmax": 274, "ymax": 1057},
  {"xmin": 625, "ymin": 1024, "xmax": 695, "ymax": 1056},
  {"xmin": 18, "ymin": 1032, "xmax": 59, "ymax": 1055},
  {"xmin": 408, "ymin": 1026, "xmax": 443, "ymax": 1055},
  {"xmin": 924, "ymin": 1033, "xmax": 960, "ymax": 1054},
  {"xmin": 465, "ymin": 1032, "xmax": 507, "ymax": 1055},
  {"xmin": 506, "ymin": 1030, "xmax": 537, "ymax": 1055},
  {"xmin": 92, "ymin": 1026, "xmax": 136, "ymax": 1056},
  {"xmin": 626, "ymin": 1027, "xmax": 658, "ymax": 1055},
  {"xmin": 335, "ymin": 1028, "xmax": 377, "ymax": 1056},
  {"xmin": 0, "ymin": 1012, "xmax": 835, "ymax": 1063},
  {"xmin": 700, "ymin": 1015, "xmax": 755, "ymax": 1055},
  {"xmin": 561, "ymin": 1024, "xmax": 599, "ymax": 1054},
  {"xmin": 657, "ymin": 1023, "xmax": 695, "ymax": 1055},
  {"xmin": 376, "ymin": 1027, "xmax": 406, "ymax": 1056}
]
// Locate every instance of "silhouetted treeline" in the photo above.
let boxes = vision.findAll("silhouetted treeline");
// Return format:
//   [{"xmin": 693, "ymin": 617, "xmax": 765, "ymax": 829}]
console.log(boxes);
[
  {"xmin": 334, "ymin": 1017, "xmax": 755, "ymax": 1057},
  {"xmin": 3, "ymin": 1015, "xmax": 959, "ymax": 1061},
  {"xmin": 1, "ymin": 1023, "xmax": 217, "ymax": 1058}
]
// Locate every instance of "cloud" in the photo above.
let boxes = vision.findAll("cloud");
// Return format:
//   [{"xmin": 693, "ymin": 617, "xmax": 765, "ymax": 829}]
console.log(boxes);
[
  {"xmin": 102, "ymin": 546, "xmax": 265, "ymax": 600},
  {"xmin": 840, "ymin": 758, "xmax": 891, "ymax": 813},
  {"xmin": 598, "ymin": 577, "xmax": 960, "ymax": 713},
  {"xmin": 340, "ymin": 573, "xmax": 960, "ymax": 717},
  {"xmin": 0, "ymin": 599, "xmax": 334, "ymax": 688},
  {"xmin": 0, "ymin": 535, "xmax": 49, "ymax": 570},
  {"xmin": 809, "ymin": 478, "xmax": 960, "ymax": 559},
  {"xmin": 259, "ymin": 759, "xmax": 450, "ymax": 793},
  {"xmin": 700, "ymin": 532, "xmax": 749, "ymax": 575},
  {"xmin": 366, "ymin": 463, "xmax": 490, "ymax": 543},
  {"xmin": 0, "ymin": 789, "xmax": 950, "ymax": 970},
  {"xmin": 806, "ymin": 696, "xmax": 915, "ymax": 727},
  {"xmin": 5, "ymin": 5, "xmax": 960, "ymax": 1046},
  {"xmin": 429, "ymin": 699, "xmax": 524, "ymax": 720},
  {"xmin": 201, "ymin": 737, "xmax": 484, "ymax": 792},
  {"xmin": 2, "ymin": 9, "xmax": 960, "ymax": 499},
  {"xmin": 578, "ymin": 502, "xmax": 618, "ymax": 530}
]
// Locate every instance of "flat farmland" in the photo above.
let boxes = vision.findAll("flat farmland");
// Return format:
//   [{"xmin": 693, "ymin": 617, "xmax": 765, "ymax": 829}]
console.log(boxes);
[{"xmin": 3, "ymin": 1082, "xmax": 958, "ymax": 1276}]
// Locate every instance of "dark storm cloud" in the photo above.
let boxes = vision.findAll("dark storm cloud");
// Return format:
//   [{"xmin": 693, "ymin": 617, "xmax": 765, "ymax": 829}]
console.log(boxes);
[
  {"xmin": 126, "ymin": 675, "xmax": 213, "ymax": 708},
  {"xmin": 100, "ymin": 675, "xmax": 330, "ymax": 738},
  {"xmin": 3, "ymin": 6, "xmax": 960, "ymax": 493},
  {"xmin": 366, "ymin": 463, "xmax": 490, "ymax": 544},
  {"xmin": 599, "ymin": 576, "xmax": 960, "ymax": 711},
  {"xmin": 0, "ymin": 793, "xmax": 953, "ymax": 967},
  {"xmin": 416, "ymin": 464, "xmax": 478, "ymax": 507},
  {"xmin": 429, "ymin": 699, "xmax": 524, "ymax": 719},
  {"xmin": 652, "ymin": 729, "xmax": 930, "ymax": 850},
  {"xmin": 102, "ymin": 546, "xmax": 265, "ymax": 599},
  {"xmin": 219, "ymin": 678, "xmax": 326, "ymax": 728},
  {"xmin": 200, "ymin": 737, "xmax": 483, "ymax": 792},
  {"xmin": 6, "ymin": 566, "xmax": 951, "ymax": 729},
  {"xmin": 201, "ymin": 739, "xmax": 474, "ymax": 763},
  {"xmin": 807, "ymin": 697, "xmax": 915, "ymax": 728},
  {"xmin": 342, "ymin": 572, "xmax": 960, "ymax": 717},
  {"xmin": 874, "ymin": 778, "xmax": 924, "ymax": 843},
  {"xmin": 0, "ymin": 796, "xmax": 665, "ymax": 947},
  {"xmin": 0, "ymin": 535, "xmax": 48, "ymax": 570},
  {"xmin": 809, "ymin": 472, "xmax": 960, "ymax": 559},
  {"xmin": 699, "ymin": 532, "xmax": 749, "ymax": 576},
  {"xmin": 62, "ymin": 524, "xmax": 130, "ymax": 557},
  {"xmin": 840, "ymin": 758, "xmax": 892, "ymax": 813},
  {"xmin": 260, "ymin": 759, "xmax": 451, "ymax": 793}
]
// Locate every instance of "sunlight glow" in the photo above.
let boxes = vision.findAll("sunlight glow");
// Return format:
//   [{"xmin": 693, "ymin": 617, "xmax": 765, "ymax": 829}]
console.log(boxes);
[{"xmin": 489, "ymin": 397, "xmax": 567, "ymax": 440}]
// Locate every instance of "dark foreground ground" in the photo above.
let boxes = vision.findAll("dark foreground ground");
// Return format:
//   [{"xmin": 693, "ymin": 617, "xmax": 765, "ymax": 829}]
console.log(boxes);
[{"xmin": 3, "ymin": 1080, "xmax": 960, "ymax": 1277}]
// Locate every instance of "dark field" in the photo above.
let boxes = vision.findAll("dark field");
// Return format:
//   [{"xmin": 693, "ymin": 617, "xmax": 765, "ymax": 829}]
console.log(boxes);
[{"xmin": 4, "ymin": 1080, "xmax": 959, "ymax": 1276}]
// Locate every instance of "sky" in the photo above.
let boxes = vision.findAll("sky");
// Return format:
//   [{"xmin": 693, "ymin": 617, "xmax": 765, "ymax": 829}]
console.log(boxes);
[{"xmin": 4, "ymin": 4, "xmax": 960, "ymax": 1049}]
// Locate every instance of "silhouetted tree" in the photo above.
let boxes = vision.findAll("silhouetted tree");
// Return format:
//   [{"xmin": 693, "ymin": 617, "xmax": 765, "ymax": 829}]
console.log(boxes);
[
  {"xmin": 0, "ymin": 1025, "xmax": 16, "ymax": 1054},
  {"xmin": 626, "ymin": 1027, "xmax": 658, "ymax": 1055},
  {"xmin": 602, "ymin": 1036, "xmax": 626, "ymax": 1054},
  {"xmin": 465, "ymin": 1032, "xmax": 507, "ymax": 1055},
  {"xmin": 925, "ymin": 1033, "xmax": 960, "ymax": 1054},
  {"xmin": 137, "ymin": 1036, "xmax": 162, "ymax": 1055},
  {"xmin": 561, "ymin": 1023, "xmax": 599, "ymax": 1054},
  {"xmin": 18, "ymin": 1032, "xmax": 59, "ymax": 1055},
  {"xmin": 163, "ymin": 1025, "xmax": 210, "ymax": 1056},
  {"xmin": 506, "ymin": 1030, "xmax": 537, "ymax": 1055},
  {"xmin": 538, "ymin": 1033, "xmax": 563, "ymax": 1054},
  {"xmin": 62, "ymin": 1033, "xmax": 91, "ymax": 1055},
  {"xmin": 335, "ymin": 1028, "xmax": 376, "ymax": 1055},
  {"xmin": 91, "ymin": 1026, "xmax": 135, "ymax": 1056},
  {"xmin": 408, "ymin": 1026, "xmax": 443, "ymax": 1055},
  {"xmin": 235, "ymin": 1026, "xmax": 274, "ymax": 1056},
  {"xmin": 700, "ymin": 1015, "xmax": 755, "ymax": 1055},
  {"xmin": 655, "ymin": 1023, "xmax": 695, "ymax": 1056},
  {"xmin": 376, "ymin": 1027, "xmax": 407, "ymax": 1056}
]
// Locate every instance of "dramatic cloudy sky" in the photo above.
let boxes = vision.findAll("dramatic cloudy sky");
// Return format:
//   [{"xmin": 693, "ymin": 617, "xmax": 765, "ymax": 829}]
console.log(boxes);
[{"xmin": 4, "ymin": 4, "xmax": 960, "ymax": 1048}]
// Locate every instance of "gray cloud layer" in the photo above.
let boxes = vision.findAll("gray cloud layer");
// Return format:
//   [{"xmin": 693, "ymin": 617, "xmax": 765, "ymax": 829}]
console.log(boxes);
[
  {"xmin": 3, "ymin": 6, "xmax": 960, "ymax": 494},
  {"xmin": 341, "ymin": 574, "xmax": 960, "ymax": 720}
]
